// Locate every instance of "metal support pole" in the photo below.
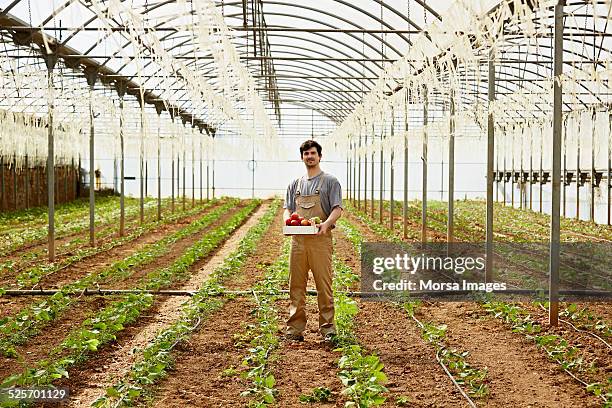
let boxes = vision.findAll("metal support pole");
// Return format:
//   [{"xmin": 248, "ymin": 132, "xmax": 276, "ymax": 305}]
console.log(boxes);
[
  {"xmin": 154, "ymin": 104, "xmax": 163, "ymax": 221},
  {"xmin": 511, "ymin": 131, "xmax": 515, "ymax": 208},
  {"xmin": 0, "ymin": 156, "xmax": 4, "ymax": 212},
  {"xmin": 606, "ymin": 111, "xmax": 612, "ymax": 225},
  {"xmin": 422, "ymin": 86, "xmax": 428, "ymax": 244},
  {"xmin": 503, "ymin": 135, "xmax": 507, "ymax": 206},
  {"xmin": 347, "ymin": 143, "xmax": 350, "ymax": 202},
  {"xmin": 576, "ymin": 125, "xmax": 580, "ymax": 219},
  {"xmin": 364, "ymin": 130, "xmax": 368, "ymax": 214},
  {"xmin": 448, "ymin": 89, "xmax": 455, "ymax": 243},
  {"xmin": 85, "ymin": 68, "xmax": 97, "ymax": 246},
  {"xmin": 182, "ymin": 122, "xmax": 186, "ymax": 211},
  {"xmin": 177, "ymin": 146, "xmax": 181, "ymax": 208},
  {"xmin": 390, "ymin": 107, "xmax": 395, "ymax": 231},
  {"xmin": 12, "ymin": 156, "xmax": 17, "ymax": 209},
  {"xmin": 24, "ymin": 155, "xmax": 29, "ymax": 208},
  {"xmin": 549, "ymin": 0, "xmax": 564, "ymax": 327},
  {"xmin": 171, "ymin": 132, "xmax": 175, "ymax": 212},
  {"xmin": 371, "ymin": 125, "xmax": 375, "ymax": 218},
  {"xmin": 357, "ymin": 130, "xmax": 362, "ymax": 210},
  {"xmin": 199, "ymin": 130, "xmax": 203, "ymax": 204},
  {"xmin": 44, "ymin": 52, "xmax": 58, "ymax": 261},
  {"xmin": 403, "ymin": 91, "xmax": 409, "ymax": 239},
  {"xmin": 351, "ymin": 140, "xmax": 356, "ymax": 206},
  {"xmin": 191, "ymin": 126, "xmax": 195, "ymax": 208},
  {"xmin": 212, "ymin": 134, "xmax": 216, "ymax": 199},
  {"xmin": 590, "ymin": 111, "xmax": 596, "ymax": 222},
  {"xmin": 540, "ymin": 130, "xmax": 544, "ymax": 213},
  {"xmin": 486, "ymin": 52, "xmax": 495, "ymax": 283},
  {"xmin": 139, "ymin": 98, "xmax": 145, "ymax": 224},
  {"xmin": 563, "ymin": 119, "xmax": 567, "ymax": 217},
  {"xmin": 530, "ymin": 128, "xmax": 534, "ymax": 210},
  {"xmin": 115, "ymin": 81, "xmax": 127, "ymax": 237},
  {"xmin": 379, "ymin": 129, "xmax": 384, "ymax": 224}
]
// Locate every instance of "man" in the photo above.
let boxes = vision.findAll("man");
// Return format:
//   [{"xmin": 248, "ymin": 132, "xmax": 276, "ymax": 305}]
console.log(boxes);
[{"xmin": 283, "ymin": 140, "xmax": 343, "ymax": 343}]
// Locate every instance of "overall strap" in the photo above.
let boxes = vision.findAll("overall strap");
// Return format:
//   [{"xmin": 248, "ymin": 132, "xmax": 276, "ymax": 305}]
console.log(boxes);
[
  {"xmin": 296, "ymin": 176, "xmax": 305, "ymax": 196},
  {"xmin": 314, "ymin": 172, "xmax": 325, "ymax": 194}
]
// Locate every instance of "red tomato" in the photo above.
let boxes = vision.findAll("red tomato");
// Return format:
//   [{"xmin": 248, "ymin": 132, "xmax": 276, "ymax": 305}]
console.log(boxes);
[
  {"xmin": 285, "ymin": 218, "xmax": 292, "ymax": 226},
  {"xmin": 290, "ymin": 212, "xmax": 300, "ymax": 220},
  {"xmin": 290, "ymin": 219, "xmax": 300, "ymax": 226}
]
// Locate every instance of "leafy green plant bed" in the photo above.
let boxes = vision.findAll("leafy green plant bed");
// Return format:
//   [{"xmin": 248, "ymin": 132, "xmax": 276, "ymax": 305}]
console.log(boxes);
[
  {"xmin": 92, "ymin": 200, "xmax": 281, "ymax": 407},
  {"xmin": 0, "ymin": 200, "xmax": 260, "ymax": 396},
  {"xmin": 483, "ymin": 300, "xmax": 610, "ymax": 404},
  {"xmin": 240, "ymin": 238, "xmax": 289, "ymax": 407},
  {"xmin": 1, "ymin": 199, "xmax": 220, "ymax": 289},
  {"xmin": 0, "ymin": 199, "xmax": 236, "ymax": 358},
  {"xmin": 0, "ymin": 196, "xmax": 146, "ymax": 256}
]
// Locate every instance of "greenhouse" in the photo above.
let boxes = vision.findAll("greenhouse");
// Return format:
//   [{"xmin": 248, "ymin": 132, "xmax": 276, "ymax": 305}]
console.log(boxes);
[{"xmin": 0, "ymin": 0, "xmax": 610, "ymax": 406}]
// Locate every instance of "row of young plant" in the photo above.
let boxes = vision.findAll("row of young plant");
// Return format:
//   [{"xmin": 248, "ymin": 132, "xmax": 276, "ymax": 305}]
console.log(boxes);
[
  {"xmin": 347, "ymin": 205, "xmax": 612, "ymax": 404},
  {"xmin": 379, "ymin": 198, "xmax": 612, "ymax": 242},
  {"xmin": 0, "ymin": 195, "xmax": 121, "ymax": 233},
  {"xmin": 239, "ymin": 238, "xmax": 290, "ymax": 407},
  {"xmin": 1, "ymin": 199, "xmax": 218, "ymax": 289},
  {"xmin": 381, "ymin": 199, "xmax": 611, "ymax": 289},
  {"xmin": 337, "ymin": 219, "xmax": 488, "ymax": 404},
  {"xmin": 364, "ymin": 197, "xmax": 609, "ymax": 283},
  {"xmin": 0, "ymin": 200, "xmax": 261, "ymax": 397},
  {"xmin": 0, "ymin": 196, "xmax": 152, "ymax": 257},
  {"xmin": 0, "ymin": 197, "xmax": 179, "ymax": 279},
  {"xmin": 0, "ymin": 199, "xmax": 233, "ymax": 359},
  {"xmin": 328, "ymin": 219, "xmax": 389, "ymax": 406},
  {"xmin": 91, "ymin": 200, "xmax": 281, "ymax": 408},
  {"xmin": 483, "ymin": 300, "xmax": 611, "ymax": 405}
]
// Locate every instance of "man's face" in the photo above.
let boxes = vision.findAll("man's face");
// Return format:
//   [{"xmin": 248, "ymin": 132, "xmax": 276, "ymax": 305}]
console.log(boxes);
[{"xmin": 302, "ymin": 146, "xmax": 321, "ymax": 168}]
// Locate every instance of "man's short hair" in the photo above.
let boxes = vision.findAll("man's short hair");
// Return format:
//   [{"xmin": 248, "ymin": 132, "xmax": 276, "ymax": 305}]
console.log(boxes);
[{"xmin": 300, "ymin": 140, "xmax": 322, "ymax": 157}]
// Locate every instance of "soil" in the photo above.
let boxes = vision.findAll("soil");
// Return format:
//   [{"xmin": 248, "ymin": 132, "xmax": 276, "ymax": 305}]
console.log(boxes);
[
  {"xmin": 420, "ymin": 302, "xmax": 601, "ymax": 407},
  {"xmin": 150, "ymin": 205, "xmax": 285, "ymax": 408},
  {"xmin": 341, "ymin": 208, "xmax": 604, "ymax": 407},
  {"xmin": 0, "ymin": 202, "xmax": 247, "ymax": 382},
  {"xmin": 65, "ymin": 202, "xmax": 272, "ymax": 407}
]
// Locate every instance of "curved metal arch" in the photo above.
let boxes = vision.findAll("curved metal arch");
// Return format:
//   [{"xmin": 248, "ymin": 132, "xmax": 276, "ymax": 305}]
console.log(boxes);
[
  {"xmin": 116, "ymin": 6, "xmax": 402, "ymax": 96},
  {"xmin": 138, "ymin": 30, "xmax": 381, "ymax": 95},
  {"xmin": 141, "ymin": 50, "xmax": 363, "ymax": 115},
  {"xmin": 67, "ymin": 0, "xmax": 402, "ymax": 78},
  {"xmin": 147, "ymin": 0, "xmax": 421, "ymax": 46},
  {"xmin": 497, "ymin": 36, "xmax": 606, "ymax": 107},
  {"xmin": 159, "ymin": 28, "xmax": 383, "ymax": 89},
  {"xmin": 279, "ymin": 100, "xmax": 347, "ymax": 123},
  {"xmin": 51, "ymin": 2, "xmax": 387, "ymax": 119},
  {"xmin": 175, "ymin": 49, "xmax": 368, "ymax": 108}
]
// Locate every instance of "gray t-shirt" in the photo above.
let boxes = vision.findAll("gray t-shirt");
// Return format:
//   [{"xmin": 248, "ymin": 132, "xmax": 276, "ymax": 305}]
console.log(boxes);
[{"xmin": 283, "ymin": 172, "xmax": 343, "ymax": 217}]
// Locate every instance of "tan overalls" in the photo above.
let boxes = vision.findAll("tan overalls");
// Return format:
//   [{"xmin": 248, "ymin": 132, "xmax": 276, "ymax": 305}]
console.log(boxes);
[{"xmin": 286, "ymin": 172, "xmax": 336, "ymax": 336}]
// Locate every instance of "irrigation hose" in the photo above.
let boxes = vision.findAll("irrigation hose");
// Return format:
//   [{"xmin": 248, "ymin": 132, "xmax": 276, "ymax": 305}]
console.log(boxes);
[
  {"xmin": 409, "ymin": 313, "xmax": 478, "ymax": 408},
  {"xmin": 537, "ymin": 303, "xmax": 611, "ymax": 350}
]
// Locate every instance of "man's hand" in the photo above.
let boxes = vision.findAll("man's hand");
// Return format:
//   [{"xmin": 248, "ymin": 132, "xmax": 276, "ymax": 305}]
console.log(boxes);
[
  {"xmin": 317, "ymin": 220, "xmax": 331, "ymax": 235},
  {"xmin": 317, "ymin": 206, "xmax": 342, "ymax": 235}
]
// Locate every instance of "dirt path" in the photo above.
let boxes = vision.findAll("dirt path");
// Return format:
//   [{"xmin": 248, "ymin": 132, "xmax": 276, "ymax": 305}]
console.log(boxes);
[
  {"xmin": 335, "ymin": 216, "xmax": 465, "ymax": 407},
  {"xmin": 0, "ymin": 202, "xmax": 244, "ymax": 381},
  {"xmin": 66, "ymin": 202, "xmax": 272, "ymax": 407},
  {"xmin": 420, "ymin": 302, "xmax": 602, "ymax": 407},
  {"xmin": 150, "ymin": 206, "xmax": 285, "ymax": 408}
]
